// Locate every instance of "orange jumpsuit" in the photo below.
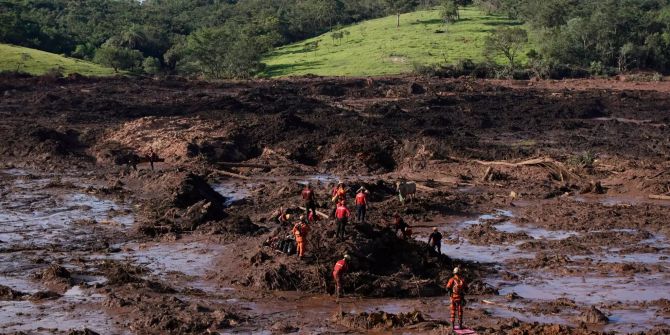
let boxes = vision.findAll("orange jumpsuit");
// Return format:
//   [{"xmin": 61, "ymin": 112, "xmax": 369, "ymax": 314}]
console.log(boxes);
[
  {"xmin": 446, "ymin": 275, "xmax": 467, "ymax": 327},
  {"xmin": 292, "ymin": 223, "xmax": 310, "ymax": 257}
]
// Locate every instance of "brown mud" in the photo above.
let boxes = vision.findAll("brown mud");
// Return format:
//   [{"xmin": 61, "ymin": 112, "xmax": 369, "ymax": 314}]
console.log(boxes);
[{"xmin": 1, "ymin": 74, "xmax": 669, "ymax": 334}]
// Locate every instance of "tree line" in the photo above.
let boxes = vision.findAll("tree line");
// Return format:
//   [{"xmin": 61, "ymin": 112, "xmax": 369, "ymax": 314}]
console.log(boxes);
[
  {"xmin": 3, "ymin": 0, "xmax": 670, "ymax": 78},
  {"xmin": 474, "ymin": 0, "xmax": 670, "ymax": 75},
  {"xmin": 1, "ymin": 0, "xmax": 435, "ymax": 78}
]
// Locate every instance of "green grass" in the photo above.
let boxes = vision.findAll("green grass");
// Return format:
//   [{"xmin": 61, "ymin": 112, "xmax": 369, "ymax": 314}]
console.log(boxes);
[
  {"xmin": 263, "ymin": 7, "xmax": 530, "ymax": 77},
  {"xmin": 0, "ymin": 43, "xmax": 116, "ymax": 76}
]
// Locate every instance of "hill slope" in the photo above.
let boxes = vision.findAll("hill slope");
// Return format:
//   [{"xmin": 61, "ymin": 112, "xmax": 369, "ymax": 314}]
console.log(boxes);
[
  {"xmin": 263, "ymin": 7, "xmax": 527, "ymax": 77},
  {"xmin": 0, "ymin": 44, "xmax": 116, "ymax": 76}
]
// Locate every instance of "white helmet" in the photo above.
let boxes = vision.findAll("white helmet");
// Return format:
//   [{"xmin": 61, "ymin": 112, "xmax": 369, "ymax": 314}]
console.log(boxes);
[
  {"xmin": 344, "ymin": 254, "xmax": 351, "ymax": 260},
  {"xmin": 453, "ymin": 267, "xmax": 460, "ymax": 274}
]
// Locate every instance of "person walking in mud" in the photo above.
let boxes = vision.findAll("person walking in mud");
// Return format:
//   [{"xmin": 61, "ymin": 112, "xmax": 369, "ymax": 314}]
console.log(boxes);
[
  {"xmin": 333, "ymin": 254, "xmax": 351, "ymax": 298},
  {"xmin": 428, "ymin": 227, "xmax": 443, "ymax": 254},
  {"xmin": 446, "ymin": 267, "xmax": 468, "ymax": 330},
  {"xmin": 335, "ymin": 200, "xmax": 350, "ymax": 240},
  {"xmin": 355, "ymin": 187, "xmax": 369, "ymax": 224},
  {"xmin": 301, "ymin": 182, "xmax": 317, "ymax": 222},
  {"xmin": 147, "ymin": 147, "xmax": 159, "ymax": 171}
]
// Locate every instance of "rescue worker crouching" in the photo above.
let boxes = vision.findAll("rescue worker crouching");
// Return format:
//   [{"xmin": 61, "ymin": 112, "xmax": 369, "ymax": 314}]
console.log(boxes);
[
  {"xmin": 332, "ymin": 254, "xmax": 351, "ymax": 298},
  {"xmin": 393, "ymin": 213, "xmax": 411, "ymax": 239},
  {"xmin": 446, "ymin": 267, "xmax": 468, "ymax": 330}
]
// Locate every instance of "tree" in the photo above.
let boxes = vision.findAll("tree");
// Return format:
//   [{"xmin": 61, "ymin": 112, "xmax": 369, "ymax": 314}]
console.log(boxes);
[
  {"xmin": 440, "ymin": 0, "xmax": 459, "ymax": 24},
  {"xmin": 384, "ymin": 0, "xmax": 419, "ymax": 28},
  {"xmin": 484, "ymin": 27, "xmax": 528, "ymax": 70},
  {"xmin": 184, "ymin": 23, "xmax": 274, "ymax": 79},
  {"xmin": 93, "ymin": 44, "xmax": 143, "ymax": 72}
]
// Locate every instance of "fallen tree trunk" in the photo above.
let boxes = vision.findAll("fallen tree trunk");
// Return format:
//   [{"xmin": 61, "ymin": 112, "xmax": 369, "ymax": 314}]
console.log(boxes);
[
  {"xmin": 212, "ymin": 169, "xmax": 250, "ymax": 180},
  {"xmin": 218, "ymin": 162, "xmax": 282, "ymax": 169},
  {"xmin": 649, "ymin": 194, "xmax": 670, "ymax": 201},
  {"xmin": 473, "ymin": 157, "xmax": 580, "ymax": 182},
  {"xmin": 299, "ymin": 206, "xmax": 330, "ymax": 219}
]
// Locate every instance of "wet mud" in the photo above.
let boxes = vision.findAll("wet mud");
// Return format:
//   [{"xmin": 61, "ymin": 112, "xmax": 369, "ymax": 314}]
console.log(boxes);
[{"xmin": 1, "ymin": 74, "xmax": 670, "ymax": 334}]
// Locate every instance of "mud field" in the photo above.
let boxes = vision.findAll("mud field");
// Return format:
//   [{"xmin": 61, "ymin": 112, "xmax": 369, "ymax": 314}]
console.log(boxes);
[{"xmin": 1, "ymin": 73, "xmax": 669, "ymax": 334}]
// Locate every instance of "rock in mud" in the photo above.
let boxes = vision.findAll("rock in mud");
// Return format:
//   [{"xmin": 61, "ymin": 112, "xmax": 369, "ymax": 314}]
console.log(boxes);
[
  {"xmin": 0, "ymin": 284, "xmax": 26, "ymax": 300},
  {"xmin": 580, "ymin": 306, "xmax": 609, "ymax": 324}
]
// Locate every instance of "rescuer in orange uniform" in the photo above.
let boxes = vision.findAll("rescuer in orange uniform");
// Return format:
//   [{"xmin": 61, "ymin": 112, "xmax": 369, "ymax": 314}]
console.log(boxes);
[
  {"xmin": 355, "ymin": 187, "xmax": 369, "ymax": 223},
  {"xmin": 292, "ymin": 216, "xmax": 310, "ymax": 258},
  {"xmin": 332, "ymin": 254, "xmax": 351, "ymax": 297},
  {"xmin": 335, "ymin": 200, "xmax": 351, "ymax": 240},
  {"xmin": 446, "ymin": 267, "xmax": 468, "ymax": 330}
]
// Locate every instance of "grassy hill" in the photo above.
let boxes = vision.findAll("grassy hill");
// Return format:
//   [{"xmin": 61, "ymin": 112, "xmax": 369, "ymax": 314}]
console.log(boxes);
[
  {"xmin": 263, "ymin": 7, "xmax": 528, "ymax": 77},
  {"xmin": 0, "ymin": 44, "xmax": 116, "ymax": 76}
]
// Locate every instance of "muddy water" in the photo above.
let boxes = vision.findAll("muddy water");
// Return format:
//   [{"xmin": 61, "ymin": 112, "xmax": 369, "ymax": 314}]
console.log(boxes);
[
  {"xmin": 0, "ymin": 170, "xmax": 133, "ymax": 248},
  {"xmin": 414, "ymin": 205, "xmax": 670, "ymax": 333},
  {"xmin": 0, "ymin": 169, "xmax": 134, "ymax": 334}
]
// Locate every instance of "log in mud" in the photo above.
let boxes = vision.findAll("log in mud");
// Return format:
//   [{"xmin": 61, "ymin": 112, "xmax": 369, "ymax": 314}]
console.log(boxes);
[{"xmin": 1, "ymin": 73, "xmax": 669, "ymax": 334}]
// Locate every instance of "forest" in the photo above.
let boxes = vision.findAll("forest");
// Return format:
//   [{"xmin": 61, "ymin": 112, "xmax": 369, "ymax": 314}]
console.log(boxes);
[{"xmin": 2, "ymin": 0, "xmax": 670, "ymax": 78}]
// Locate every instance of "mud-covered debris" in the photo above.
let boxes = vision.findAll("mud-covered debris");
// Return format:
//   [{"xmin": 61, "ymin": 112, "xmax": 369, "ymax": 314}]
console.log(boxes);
[
  {"xmin": 464, "ymin": 223, "xmax": 530, "ymax": 245},
  {"xmin": 99, "ymin": 260, "xmax": 145, "ymax": 285},
  {"xmin": 0, "ymin": 284, "xmax": 26, "ymax": 300},
  {"xmin": 29, "ymin": 290, "xmax": 62, "ymax": 301},
  {"xmin": 67, "ymin": 329, "xmax": 100, "ymax": 335},
  {"xmin": 409, "ymin": 82, "xmax": 426, "ymax": 95},
  {"xmin": 270, "ymin": 321, "xmax": 299, "ymax": 334},
  {"xmin": 139, "ymin": 172, "xmax": 228, "ymax": 236},
  {"xmin": 333, "ymin": 310, "xmax": 426, "ymax": 330},
  {"xmin": 199, "ymin": 215, "xmax": 264, "ymax": 235},
  {"xmin": 580, "ymin": 306, "xmax": 609, "ymax": 324}
]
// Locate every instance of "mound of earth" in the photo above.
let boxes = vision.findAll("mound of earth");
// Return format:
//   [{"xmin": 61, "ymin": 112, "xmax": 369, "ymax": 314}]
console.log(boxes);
[
  {"xmin": 230, "ymin": 221, "xmax": 479, "ymax": 298},
  {"xmin": 137, "ymin": 172, "xmax": 229, "ymax": 236},
  {"xmin": 333, "ymin": 310, "xmax": 436, "ymax": 330}
]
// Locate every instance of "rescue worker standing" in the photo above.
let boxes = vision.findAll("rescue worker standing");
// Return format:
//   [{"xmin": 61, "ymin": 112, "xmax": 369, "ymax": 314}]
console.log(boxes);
[
  {"xmin": 332, "ymin": 254, "xmax": 351, "ymax": 297},
  {"xmin": 335, "ymin": 200, "xmax": 351, "ymax": 240},
  {"xmin": 428, "ymin": 227, "xmax": 443, "ymax": 253},
  {"xmin": 292, "ymin": 216, "xmax": 310, "ymax": 258},
  {"xmin": 446, "ymin": 267, "xmax": 468, "ymax": 330},
  {"xmin": 301, "ymin": 183, "xmax": 317, "ymax": 222},
  {"xmin": 331, "ymin": 181, "xmax": 347, "ymax": 217},
  {"xmin": 147, "ymin": 147, "xmax": 159, "ymax": 171},
  {"xmin": 355, "ymin": 187, "xmax": 369, "ymax": 224}
]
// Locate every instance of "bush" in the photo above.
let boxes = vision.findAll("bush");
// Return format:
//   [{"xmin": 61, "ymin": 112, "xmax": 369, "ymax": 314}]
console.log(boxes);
[
  {"xmin": 548, "ymin": 64, "xmax": 590, "ymax": 79},
  {"xmin": 412, "ymin": 62, "xmax": 437, "ymax": 76},
  {"xmin": 93, "ymin": 45, "xmax": 143, "ymax": 72},
  {"xmin": 142, "ymin": 57, "xmax": 161, "ymax": 74}
]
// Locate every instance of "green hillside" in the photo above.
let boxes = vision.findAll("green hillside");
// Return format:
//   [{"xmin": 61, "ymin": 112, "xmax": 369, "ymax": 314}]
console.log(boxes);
[
  {"xmin": 263, "ymin": 7, "xmax": 528, "ymax": 77},
  {"xmin": 0, "ymin": 44, "xmax": 116, "ymax": 76}
]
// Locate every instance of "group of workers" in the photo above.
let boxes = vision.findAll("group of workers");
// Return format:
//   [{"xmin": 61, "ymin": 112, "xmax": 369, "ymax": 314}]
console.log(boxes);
[{"xmin": 267, "ymin": 179, "xmax": 467, "ymax": 330}]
